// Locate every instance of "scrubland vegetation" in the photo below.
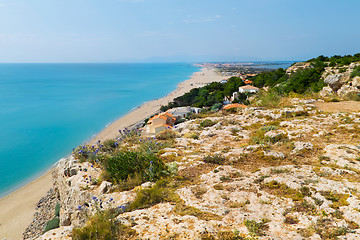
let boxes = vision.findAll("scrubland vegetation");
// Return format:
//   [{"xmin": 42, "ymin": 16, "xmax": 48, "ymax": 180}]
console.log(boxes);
[{"xmin": 60, "ymin": 53, "xmax": 360, "ymax": 239}]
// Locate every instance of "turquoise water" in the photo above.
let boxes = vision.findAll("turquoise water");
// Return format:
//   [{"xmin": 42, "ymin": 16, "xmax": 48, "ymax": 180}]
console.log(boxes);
[{"xmin": 0, "ymin": 63, "xmax": 199, "ymax": 197}]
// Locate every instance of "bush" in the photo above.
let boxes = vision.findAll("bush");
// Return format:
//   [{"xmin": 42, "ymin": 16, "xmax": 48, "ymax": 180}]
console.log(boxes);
[
  {"xmin": 185, "ymin": 132, "xmax": 199, "ymax": 139},
  {"xmin": 210, "ymin": 103, "xmax": 223, "ymax": 112},
  {"xmin": 156, "ymin": 129, "xmax": 177, "ymax": 140},
  {"xmin": 203, "ymin": 154, "xmax": 226, "ymax": 164},
  {"xmin": 351, "ymin": 65, "xmax": 360, "ymax": 78},
  {"xmin": 101, "ymin": 139, "xmax": 118, "ymax": 152},
  {"xmin": 199, "ymin": 119, "xmax": 217, "ymax": 128},
  {"xmin": 128, "ymin": 179, "xmax": 179, "ymax": 210},
  {"xmin": 104, "ymin": 150, "xmax": 165, "ymax": 184},
  {"xmin": 344, "ymin": 92, "xmax": 360, "ymax": 101},
  {"xmin": 55, "ymin": 202, "xmax": 60, "ymax": 217},
  {"xmin": 72, "ymin": 211, "xmax": 136, "ymax": 240},
  {"xmin": 44, "ymin": 217, "xmax": 60, "ymax": 233},
  {"xmin": 138, "ymin": 138, "xmax": 163, "ymax": 154},
  {"xmin": 253, "ymin": 90, "xmax": 282, "ymax": 108},
  {"xmin": 244, "ymin": 219, "xmax": 269, "ymax": 236}
]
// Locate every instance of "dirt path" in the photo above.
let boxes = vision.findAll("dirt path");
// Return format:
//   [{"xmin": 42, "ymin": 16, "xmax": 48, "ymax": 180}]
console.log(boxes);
[{"xmin": 314, "ymin": 101, "xmax": 360, "ymax": 112}]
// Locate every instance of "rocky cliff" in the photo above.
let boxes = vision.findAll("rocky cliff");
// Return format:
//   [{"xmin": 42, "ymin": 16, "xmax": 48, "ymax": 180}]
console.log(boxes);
[
  {"xmin": 321, "ymin": 62, "xmax": 360, "ymax": 98},
  {"xmin": 29, "ymin": 97, "xmax": 360, "ymax": 240}
]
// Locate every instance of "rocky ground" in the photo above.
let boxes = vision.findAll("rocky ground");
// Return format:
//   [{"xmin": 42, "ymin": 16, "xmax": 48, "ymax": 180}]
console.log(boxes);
[
  {"xmin": 23, "ymin": 188, "xmax": 57, "ymax": 239},
  {"xmin": 31, "ymin": 97, "xmax": 360, "ymax": 240}
]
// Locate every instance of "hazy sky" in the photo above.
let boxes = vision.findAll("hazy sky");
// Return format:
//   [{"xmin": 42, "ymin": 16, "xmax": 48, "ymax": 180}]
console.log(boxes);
[{"xmin": 0, "ymin": 0, "xmax": 359, "ymax": 62}]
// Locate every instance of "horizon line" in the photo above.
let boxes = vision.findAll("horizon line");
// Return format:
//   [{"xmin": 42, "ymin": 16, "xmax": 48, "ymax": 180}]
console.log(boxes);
[{"xmin": 0, "ymin": 60, "xmax": 299, "ymax": 64}]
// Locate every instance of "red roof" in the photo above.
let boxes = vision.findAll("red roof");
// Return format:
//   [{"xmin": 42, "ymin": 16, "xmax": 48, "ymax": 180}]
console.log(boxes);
[{"xmin": 223, "ymin": 103, "xmax": 247, "ymax": 110}]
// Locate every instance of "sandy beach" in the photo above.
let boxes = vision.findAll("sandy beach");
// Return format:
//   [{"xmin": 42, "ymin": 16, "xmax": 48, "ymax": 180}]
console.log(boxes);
[
  {"xmin": 0, "ymin": 67, "xmax": 224, "ymax": 239},
  {"xmin": 0, "ymin": 171, "xmax": 53, "ymax": 240}
]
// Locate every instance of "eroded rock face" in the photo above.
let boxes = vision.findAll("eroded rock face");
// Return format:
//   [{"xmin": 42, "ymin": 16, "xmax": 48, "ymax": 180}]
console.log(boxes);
[
  {"xmin": 319, "ymin": 86, "xmax": 334, "ymax": 97},
  {"xmin": 292, "ymin": 141, "xmax": 313, "ymax": 154},
  {"xmin": 23, "ymin": 189, "xmax": 58, "ymax": 239},
  {"xmin": 32, "ymin": 101, "xmax": 360, "ymax": 240},
  {"xmin": 324, "ymin": 73, "xmax": 349, "ymax": 91},
  {"xmin": 337, "ymin": 84, "xmax": 360, "ymax": 97},
  {"xmin": 36, "ymin": 226, "xmax": 73, "ymax": 240},
  {"xmin": 353, "ymin": 76, "xmax": 360, "ymax": 88},
  {"xmin": 286, "ymin": 62, "xmax": 311, "ymax": 74}
]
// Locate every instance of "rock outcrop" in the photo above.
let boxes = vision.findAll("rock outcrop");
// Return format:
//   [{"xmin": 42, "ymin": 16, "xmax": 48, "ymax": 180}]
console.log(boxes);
[
  {"xmin": 29, "ymin": 99, "xmax": 360, "ymax": 240},
  {"xmin": 320, "ymin": 62, "xmax": 360, "ymax": 97},
  {"xmin": 324, "ymin": 73, "xmax": 349, "ymax": 91}
]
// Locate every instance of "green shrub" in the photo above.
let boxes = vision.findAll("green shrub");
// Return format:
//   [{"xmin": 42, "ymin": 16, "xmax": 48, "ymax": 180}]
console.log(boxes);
[
  {"xmin": 128, "ymin": 179, "xmax": 179, "ymax": 210},
  {"xmin": 260, "ymin": 125, "xmax": 278, "ymax": 131},
  {"xmin": 138, "ymin": 138, "xmax": 163, "ymax": 154},
  {"xmin": 261, "ymin": 180, "xmax": 304, "ymax": 201},
  {"xmin": 284, "ymin": 216, "xmax": 299, "ymax": 224},
  {"xmin": 211, "ymin": 103, "xmax": 223, "ymax": 112},
  {"xmin": 199, "ymin": 119, "xmax": 217, "ymax": 128},
  {"xmin": 104, "ymin": 150, "xmax": 165, "ymax": 184},
  {"xmin": 174, "ymin": 204, "xmax": 222, "ymax": 221},
  {"xmin": 55, "ymin": 202, "xmax": 60, "ymax": 217},
  {"xmin": 344, "ymin": 92, "xmax": 360, "ymax": 101},
  {"xmin": 72, "ymin": 211, "xmax": 136, "ymax": 240},
  {"xmin": 156, "ymin": 129, "xmax": 177, "ymax": 140},
  {"xmin": 101, "ymin": 139, "xmax": 118, "ymax": 152},
  {"xmin": 253, "ymin": 90, "xmax": 282, "ymax": 108},
  {"xmin": 203, "ymin": 154, "xmax": 226, "ymax": 164},
  {"xmin": 244, "ymin": 219, "xmax": 269, "ymax": 236},
  {"xmin": 285, "ymin": 200, "xmax": 318, "ymax": 215},
  {"xmin": 44, "ymin": 217, "xmax": 60, "ymax": 233},
  {"xmin": 351, "ymin": 65, "xmax": 360, "ymax": 78},
  {"xmin": 185, "ymin": 132, "xmax": 199, "ymax": 139},
  {"xmin": 338, "ymin": 67, "xmax": 347, "ymax": 73}
]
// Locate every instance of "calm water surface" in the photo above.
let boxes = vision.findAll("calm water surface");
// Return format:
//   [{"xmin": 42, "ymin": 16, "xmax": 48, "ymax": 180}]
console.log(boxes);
[{"xmin": 0, "ymin": 63, "xmax": 199, "ymax": 196}]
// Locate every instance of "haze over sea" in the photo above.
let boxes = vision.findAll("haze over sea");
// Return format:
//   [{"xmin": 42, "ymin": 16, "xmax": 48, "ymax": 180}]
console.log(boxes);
[{"xmin": 0, "ymin": 63, "xmax": 200, "ymax": 197}]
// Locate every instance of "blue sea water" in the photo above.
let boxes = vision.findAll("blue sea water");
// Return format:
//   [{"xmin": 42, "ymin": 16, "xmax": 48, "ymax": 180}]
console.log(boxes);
[{"xmin": 0, "ymin": 63, "xmax": 200, "ymax": 197}]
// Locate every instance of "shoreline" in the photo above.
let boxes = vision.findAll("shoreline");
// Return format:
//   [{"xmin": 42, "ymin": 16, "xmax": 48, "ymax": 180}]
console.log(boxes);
[
  {"xmin": 0, "ymin": 67, "xmax": 224, "ymax": 240},
  {"xmin": 90, "ymin": 67, "xmax": 224, "ymax": 144}
]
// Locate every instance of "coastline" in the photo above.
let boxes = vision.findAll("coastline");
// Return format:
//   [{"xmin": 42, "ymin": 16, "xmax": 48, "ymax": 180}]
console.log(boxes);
[
  {"xmin": 0, "ymin": 67, "xmax": 224, "ymax": 239},
  {"xmin": 90, "ymin": 67, "xmax": 224, "ymax": 144}
]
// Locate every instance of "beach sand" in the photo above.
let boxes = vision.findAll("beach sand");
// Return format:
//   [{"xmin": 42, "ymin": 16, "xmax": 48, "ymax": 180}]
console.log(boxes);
[
  {"xmin": 0, "ymin": 171, "xmax": 52, "ymax": 240},
  {"xmin": 0, "ymin": 67, "xmax": 224, "ymax": 239}
]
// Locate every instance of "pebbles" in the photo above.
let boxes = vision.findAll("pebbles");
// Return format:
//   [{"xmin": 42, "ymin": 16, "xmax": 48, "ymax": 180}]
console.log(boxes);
[{"xmin": 23, "ymin": 188, "xmax": 57, "ymax": 240}]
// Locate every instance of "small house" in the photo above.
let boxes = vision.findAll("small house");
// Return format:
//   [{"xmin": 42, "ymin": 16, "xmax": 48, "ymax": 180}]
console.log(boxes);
[
  {"xmin": 239, "ymin": 85, "xmax": 259, "ymax": 94},
  {"xmin": 144, "ymin": 112, "xmax": 176, "ymax": 136},
  {"xmin": 166, "ymin": 106, "xmax": 202, "ymax": 119}
]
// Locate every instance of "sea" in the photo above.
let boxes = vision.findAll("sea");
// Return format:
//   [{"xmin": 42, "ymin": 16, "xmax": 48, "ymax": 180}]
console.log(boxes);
[
  {"xmin": 0, "ymin": 62, "xmax": 293, "ymax": 198},
  {"xmin": 0, "ymin": 63, "xmax": 200, "ymax": 197}
]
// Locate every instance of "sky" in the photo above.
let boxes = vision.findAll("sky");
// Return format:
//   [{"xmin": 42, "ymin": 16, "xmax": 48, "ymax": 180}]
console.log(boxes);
[{"xmin": 0, "ymin": 0, "xmax": 359, "ymax": 63}]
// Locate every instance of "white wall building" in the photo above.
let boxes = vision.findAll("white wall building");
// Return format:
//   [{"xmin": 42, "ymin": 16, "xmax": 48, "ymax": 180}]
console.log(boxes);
[
  {"xmin": 167, "ymin": 107, "xmax": 202, "ymax": 118},
  {"xmin": 238, "ymin": 85, "xmax": 259, "ymax": 93}
]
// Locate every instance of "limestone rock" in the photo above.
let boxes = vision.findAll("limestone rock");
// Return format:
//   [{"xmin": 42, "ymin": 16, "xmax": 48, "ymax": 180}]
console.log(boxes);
[
  {"xmin": 264, "ymin": 130, "xmax": 287, "ymax": 141},
  {"xmin": 353, "ymin": 76, "xmax": 360, "ymax": 88},
  {"xmin": 69, "ymin": 168, "xmax": 77, "ymax": 177},
  {"xmin": 319, "ymin": 86, "xmax": 334, "ymax": 97},
  {"xmin": 324, "ymin": 73, "xmax": 348, "ymax": 91},
  {"xmin": 292, "ymin": 141, "xmax": 313, "ymax": 153},
  {"xmin": 98, "ymin": 181, "xmax": 112, "ymax": 194},
  {"xmin": 263, "ymin": 150, "xmax": 285, "ymax": 158},
  {"xmin": 35, "ymin": 226, "xmax": 73, "ymax": 240},
  {"xmin": 286, "ymin": 62, "xmax": 311, "ymax": 74},
  {"xmin": 337, "ymin": 84, "xmax": 360, "ymax": 96}
]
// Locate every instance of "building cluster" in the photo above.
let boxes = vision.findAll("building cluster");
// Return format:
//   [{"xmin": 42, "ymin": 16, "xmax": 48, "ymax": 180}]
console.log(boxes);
[
  {"xmin": 142, "ymin": 69, "xmax": 260, "ymax": 137},
  {"xmin": 142, "ymin": 107, "xmax": 202, "ymax": 136},
  {"xmin": 224, "ymin": 85, "xmax": 260, "ymax": 104}
]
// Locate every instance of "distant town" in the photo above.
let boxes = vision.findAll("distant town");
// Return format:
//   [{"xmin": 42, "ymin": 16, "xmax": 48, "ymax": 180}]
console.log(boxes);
[{"xmin": 196, "ymin": 62, "xmax": 293, "ymax": 79}]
